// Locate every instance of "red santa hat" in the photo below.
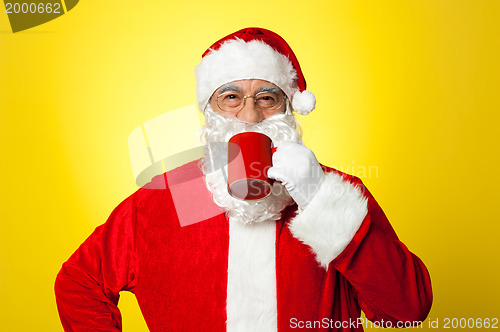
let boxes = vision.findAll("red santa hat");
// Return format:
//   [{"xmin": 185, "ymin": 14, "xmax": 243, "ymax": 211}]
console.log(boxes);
[{"xmin": 195, "ymin": 27, "xmax": 316, "ymax": 115}]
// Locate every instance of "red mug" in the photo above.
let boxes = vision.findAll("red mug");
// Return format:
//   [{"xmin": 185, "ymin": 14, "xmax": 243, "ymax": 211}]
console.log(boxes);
[{"xmin": 227, "ymin": 132, "xmax": 274, "ymax": 200}]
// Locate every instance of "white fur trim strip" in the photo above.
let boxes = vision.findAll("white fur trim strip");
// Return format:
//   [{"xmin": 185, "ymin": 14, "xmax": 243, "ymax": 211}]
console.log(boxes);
[
  {"xmin": 288, "ymin": 172, "xmax": 368, "ymax": 269},
  {"xmin": 226, "ymin": 218, "xmax": 278, "ymax": 331},
  {"xmin": 195, "ymin": 39, "xmax": 297, "ymax": 112}
]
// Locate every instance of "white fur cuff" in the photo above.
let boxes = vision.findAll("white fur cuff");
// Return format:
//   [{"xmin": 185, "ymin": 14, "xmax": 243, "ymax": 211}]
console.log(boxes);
[{"xmin": 288, "ymin": 172, "xmax": 368, "ymax": 269}]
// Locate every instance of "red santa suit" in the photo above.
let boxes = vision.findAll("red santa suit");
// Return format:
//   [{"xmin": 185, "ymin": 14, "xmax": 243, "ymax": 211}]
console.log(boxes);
[{"xmin": 54, "ymin": 160, "xmax": 433, "ymax": 331}]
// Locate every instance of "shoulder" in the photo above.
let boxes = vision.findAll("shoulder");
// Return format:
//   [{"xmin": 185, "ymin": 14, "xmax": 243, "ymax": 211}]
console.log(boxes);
[
  {"xmin": 319, "ymin": 163, "xmax": 365, "ymax": 188},
  {"xmin": 131, "ymin": 159, "xmax": 204, "ymax": 203}
]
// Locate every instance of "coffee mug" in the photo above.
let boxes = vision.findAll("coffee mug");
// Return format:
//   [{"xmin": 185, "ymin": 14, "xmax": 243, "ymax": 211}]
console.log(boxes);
[{"xmin": 227, "ymin": 132, "xmax": 274, "ymax": 200}]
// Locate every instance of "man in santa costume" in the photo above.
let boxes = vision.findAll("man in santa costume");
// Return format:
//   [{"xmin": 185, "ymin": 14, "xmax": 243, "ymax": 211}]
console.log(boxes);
[{"xmin": 55, "ymin": 28, "xmax": 432, "ymax": 331}]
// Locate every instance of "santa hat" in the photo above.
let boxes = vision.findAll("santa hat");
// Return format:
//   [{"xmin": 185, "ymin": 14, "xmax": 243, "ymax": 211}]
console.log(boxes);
[{"xmin": 195, "ymin": 27, "xmax": 316, "ymax": 115}]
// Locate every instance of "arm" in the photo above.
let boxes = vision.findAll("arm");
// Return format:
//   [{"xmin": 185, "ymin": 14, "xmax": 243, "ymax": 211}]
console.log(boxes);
[
  {"xmin": 333, "ymin": 180, "xmax": 432, "ymax": 325},
  {"xmin": 54, "ymin": 195, "xmax": 139, "ymax": 331},
  {"xmin": 289, "ymin": 170, "xmax": 433, "ymax": 325}
]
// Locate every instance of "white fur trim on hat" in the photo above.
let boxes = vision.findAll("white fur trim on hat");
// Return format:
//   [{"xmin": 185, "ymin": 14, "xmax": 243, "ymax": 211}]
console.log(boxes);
[
  {"xmin": 288, "ymin": 172, "xmax": 368, "ymax": 269},
  {"xmin": 195, "ymin": 39, "xmax": 298, "ymax": 112},
  {"xmin": 292, "ymin": 90, "xmax": 316, "ymax": 115}
]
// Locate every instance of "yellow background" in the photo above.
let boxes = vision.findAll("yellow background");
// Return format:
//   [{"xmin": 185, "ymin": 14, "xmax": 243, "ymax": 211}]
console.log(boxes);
[{"xmin": 1, "ymin": 0, "xmax": 499, "ymax": 330}]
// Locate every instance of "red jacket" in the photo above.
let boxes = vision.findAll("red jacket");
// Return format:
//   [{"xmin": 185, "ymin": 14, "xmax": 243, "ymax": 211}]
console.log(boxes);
[{"xmin": 55, "ymin": 160, "xmax": 432, "ymax": 331}]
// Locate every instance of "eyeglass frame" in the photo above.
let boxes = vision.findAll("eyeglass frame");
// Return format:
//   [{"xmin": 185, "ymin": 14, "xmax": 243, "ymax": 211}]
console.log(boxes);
[{"xmin": 209, "ymin": 85, "xmax": 288, "ymax": 113}]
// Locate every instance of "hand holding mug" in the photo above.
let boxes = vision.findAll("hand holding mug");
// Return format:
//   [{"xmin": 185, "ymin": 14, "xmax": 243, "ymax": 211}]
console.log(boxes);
[{"xmin": 267, "ymin": 141, "xmax": 325, "ymax": 207}]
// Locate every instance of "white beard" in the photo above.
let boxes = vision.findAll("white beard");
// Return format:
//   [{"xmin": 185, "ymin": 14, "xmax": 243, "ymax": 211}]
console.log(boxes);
[{"xmin": 199, "ymin": 105, "xmax": 303, "ymax": 224}]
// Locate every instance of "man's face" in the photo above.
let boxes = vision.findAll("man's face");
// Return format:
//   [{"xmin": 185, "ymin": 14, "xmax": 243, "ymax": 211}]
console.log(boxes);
[
  {"xmin": 209, "ymin": 79, "xmax": 287, "ymax": 124},
  {"xmin": 202, "ymin": 79, "xmax": 300, "ymax": 224}
]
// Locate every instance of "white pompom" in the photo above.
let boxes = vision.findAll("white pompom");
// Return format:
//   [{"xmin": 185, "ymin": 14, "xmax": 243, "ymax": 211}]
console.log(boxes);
[{"xmin": 292, "ymin": 90, "xmax": 316, "ymax": 115}]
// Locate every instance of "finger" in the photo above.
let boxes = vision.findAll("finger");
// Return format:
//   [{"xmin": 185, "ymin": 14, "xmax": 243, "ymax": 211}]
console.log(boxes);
[
  {"xmin": 272, "ymin": 141, "xmax": 297, "ymax": 151},
  {"xmin": 267, "ymin": 167, "xmax": 291, "ymax": 184},
  {"xmin": 271, "ymin": 148, "xmax": 291, "ymax": 167}
]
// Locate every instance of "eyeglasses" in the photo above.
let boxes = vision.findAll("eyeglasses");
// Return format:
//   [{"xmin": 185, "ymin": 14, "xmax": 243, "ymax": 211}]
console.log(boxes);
[{"xmin": 214, "ymin": 90, "xmax": 287, "ymax": 113}]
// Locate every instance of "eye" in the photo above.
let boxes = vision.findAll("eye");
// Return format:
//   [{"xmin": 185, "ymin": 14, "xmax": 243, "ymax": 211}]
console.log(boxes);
[
  {"xmin": 222, "ymin": 93, "xmax": 241, "ymax": 102},
  {"xmin": 218, "ymin": 92, "xmax": 243, "ymax": 108},
  {"xmin": 256, "ymin": 93, "xmax": 280, "ymax": 108}
]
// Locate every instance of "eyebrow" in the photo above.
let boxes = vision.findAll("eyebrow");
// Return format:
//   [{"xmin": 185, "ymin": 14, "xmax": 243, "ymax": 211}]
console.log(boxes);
[
  {"xmin": 217, "ymin": 84, "xmax": 283, "ymax": 95},
  {"xmin": 256, "ymin": 86, "xmax": 282, "ymax": 94},
  {"xmin": 218, "ymin": 84, "xmax": 242, "ymax": 94}
]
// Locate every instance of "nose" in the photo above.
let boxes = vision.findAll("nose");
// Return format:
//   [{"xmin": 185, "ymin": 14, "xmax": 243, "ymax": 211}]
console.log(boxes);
[{"xmin": 236, "ymin": 97, "xmax": 263, "ymax": 124}]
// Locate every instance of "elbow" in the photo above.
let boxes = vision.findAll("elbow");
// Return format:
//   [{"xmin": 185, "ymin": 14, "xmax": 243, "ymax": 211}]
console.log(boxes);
[
  {"xmin": 54, "ymin": 270, "xmax": 64, "ymax": 300},
  {"xmin": 54, "ymin": 270, "xmax": 72, "ymax": 330},
  {"xmin": 401, "ymin": 259, "xmax": 434, "ymax": 324},
  {"xmin": 413, "ymin": 292, "xmax": 433, "ymax": 323},
  {"xmin": 400, "ymin": 305, "xmax": 432, "ymax": 327},
  {"xmin": 54, "ymin": 269, "xmax": 72, "ymax": 311},
  {"xmin": 374, "ymin": 284, "xmax": 434, "ymax": 327},
  {"xmin": 54, "ymin": 264, "xmax": 80, "ymax": 308},
  {"xmin": 396, "ymin": 288, "xmax": 433, "ymax": 326}
]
